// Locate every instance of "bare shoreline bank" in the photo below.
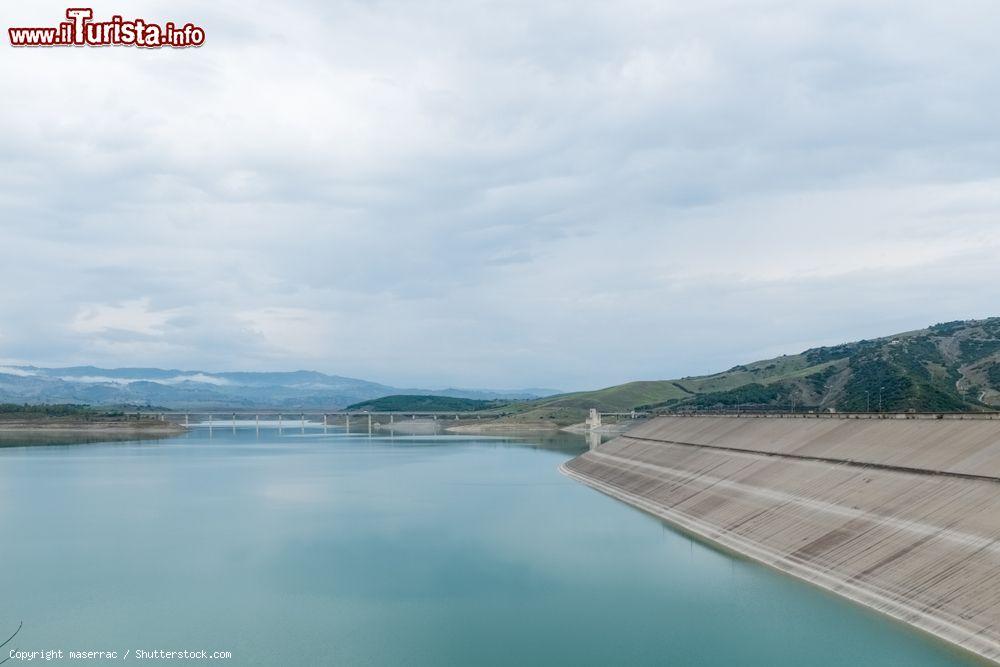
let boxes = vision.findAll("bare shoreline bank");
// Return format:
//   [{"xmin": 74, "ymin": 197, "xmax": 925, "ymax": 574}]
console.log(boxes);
[
  {"xmin": 0, "ymin": 420, "xmax": 187, "ymax": 435},
  {"xmin": 445, "ymin": 420, "xmax": 561, "ymax": 433},
  {"xmin": 563, "ymin": 416, "xmax": 1000, "ymax": 663},
  {"xmin": 559, "ymin": 463, "xmax": 992, "ymax": 665}
]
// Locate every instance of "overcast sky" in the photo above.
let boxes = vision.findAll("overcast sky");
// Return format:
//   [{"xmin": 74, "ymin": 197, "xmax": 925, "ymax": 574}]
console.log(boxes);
[{"xmin": 2, "ymin": 0, "xmax": 1000, "ymax": 390}]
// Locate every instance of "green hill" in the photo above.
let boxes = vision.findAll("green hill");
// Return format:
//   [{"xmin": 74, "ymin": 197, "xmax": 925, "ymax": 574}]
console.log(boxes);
[
  {"xmin": 0, "ymin": 403, "xmax": 106, "ymax": 420},
  {"xmin": 345, "ymin": 395, "xmax": 509, "ymax": 412},
  {"xmin": 507, "ymin": 318, "xmax": 1000, "ymax": 424}
]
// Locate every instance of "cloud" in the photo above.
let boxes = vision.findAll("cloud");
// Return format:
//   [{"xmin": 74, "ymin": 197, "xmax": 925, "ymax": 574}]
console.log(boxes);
[
  {"xmin": 164, "ymin": 373, "xmax": 232, "ymax": 386},
  {"xmin": 0, "ymin": 366, "xmax": 36, "ymax": 377},
  {"xmin": 71, "ymin": 299, "xmax": 181, "ymax": 336},
  {"xmin": 1, "ymin": 0, "xmax": 1000, "ymax": 388},
  {"xmin": 56, "ymin": 373, "xmax": 233, "ymax": 386}
]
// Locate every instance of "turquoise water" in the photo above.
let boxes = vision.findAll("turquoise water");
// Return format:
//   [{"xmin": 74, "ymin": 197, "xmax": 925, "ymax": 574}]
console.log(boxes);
[{"xmin": 0, "ymin": 426, "xmax": 980, "ymax": 665}]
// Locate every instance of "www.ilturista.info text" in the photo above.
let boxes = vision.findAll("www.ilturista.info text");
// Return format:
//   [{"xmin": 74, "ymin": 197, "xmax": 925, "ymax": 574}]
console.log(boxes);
[{"xmin": 9, "ymin": 8, "xmax": 205, "ymax": 48}]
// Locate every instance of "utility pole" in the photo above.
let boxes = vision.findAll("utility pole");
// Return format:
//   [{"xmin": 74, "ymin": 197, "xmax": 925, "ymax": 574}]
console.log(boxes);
[
  {"xmin": 866, "ymin": 390, "xmax": 870, "ymax": 413},
  {"xmin": 879, "ymin": 386, "xmax": 884, "ymax": 413}
]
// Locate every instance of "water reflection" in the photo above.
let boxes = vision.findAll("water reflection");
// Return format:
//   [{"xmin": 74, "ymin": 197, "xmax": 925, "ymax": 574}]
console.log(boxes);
[
  {"xmin": 0, "ymin": 430, "xmax": 171, "ymax": 448},
  {"xmin": 0, "ymin": 427, "xmax": 975, "ymax": 666}
]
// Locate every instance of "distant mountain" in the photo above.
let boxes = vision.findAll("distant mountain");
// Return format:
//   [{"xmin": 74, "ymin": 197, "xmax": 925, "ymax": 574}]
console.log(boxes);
[
  {"xmin": 0, "ymin": 366, "xmax": 559, "ymax": 409},
  {"xmin": 506, "ymin": 318, "xmax": 1000, "ymax": 424}
]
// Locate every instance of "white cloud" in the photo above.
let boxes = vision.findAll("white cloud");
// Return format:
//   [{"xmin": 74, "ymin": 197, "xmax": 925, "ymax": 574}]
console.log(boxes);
[
  {"xmin": 1, "ymin": 0, "xmax": 1000, "ymax": 388},
  {"xmin": 55, "ymin": 373, "xmax": 233, "ymax": 386},
  {"xmin": 0, "ymin": 366, "xmax": 36, "ymax": 377},
  {"xmin": 161, "ymin": 373, "xmax": 232, "ymax": 386},
  {"xmin": 71, "ymin": 299, "xmax": 181, "ymax": 337},
  {"xmin": 57, "ymin": 375, "xmax": 134, "ymax": 386}
]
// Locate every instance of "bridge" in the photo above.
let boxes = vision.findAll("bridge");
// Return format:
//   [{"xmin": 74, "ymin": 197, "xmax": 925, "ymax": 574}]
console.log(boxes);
[
  {"xmin": 129, "ymin": 408, "xmax": 1000, "ymax": 435},
  {"xmin": 135, "ymin": 410, "xmax": 502, "ymax": 434}
]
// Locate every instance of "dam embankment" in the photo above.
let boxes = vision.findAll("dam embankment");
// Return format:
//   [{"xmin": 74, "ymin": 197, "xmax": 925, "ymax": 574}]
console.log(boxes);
[{"xmin": 562, "ymin": 415, "xmax": 1000, "ymax": 662}]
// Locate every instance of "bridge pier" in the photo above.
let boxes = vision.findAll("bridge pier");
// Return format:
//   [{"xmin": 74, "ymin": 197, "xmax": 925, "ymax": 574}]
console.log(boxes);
[
  {"xmin": 368, "ymin": 413, "xmax": 372, "ymax": 435},
  {"xmin": 588, "ymin": 430, "xmax": 601, "ymax": 450}
]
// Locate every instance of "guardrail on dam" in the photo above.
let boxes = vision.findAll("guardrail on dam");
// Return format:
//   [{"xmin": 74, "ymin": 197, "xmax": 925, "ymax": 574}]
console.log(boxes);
[{"xmin": 562, "ymin": 415, "xmax": 1000, "ymax": 662}]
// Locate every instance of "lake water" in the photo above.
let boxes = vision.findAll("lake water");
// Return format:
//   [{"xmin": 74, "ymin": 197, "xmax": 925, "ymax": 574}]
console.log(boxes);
[{"xmin": 0, "ymin": 425, "xmax": 981, "ymax": 665}]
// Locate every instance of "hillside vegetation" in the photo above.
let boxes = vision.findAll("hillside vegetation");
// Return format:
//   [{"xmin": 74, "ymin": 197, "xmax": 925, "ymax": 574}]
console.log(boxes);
[
  {"xmin": 507, "ymin": 318, "xmax": 1000, "ymax": 424},
  {"xmin": 345, "ymin": 395, "xmax": 510, "ymax": 412},
  {"xmin": 0, "ymin": 403, "xmax": 167, "ymax": 424}
]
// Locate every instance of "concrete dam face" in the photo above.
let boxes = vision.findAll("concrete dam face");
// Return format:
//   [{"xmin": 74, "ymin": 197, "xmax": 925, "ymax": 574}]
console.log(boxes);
[{"xmin": 563, "ymin": 415, "xmax": 1000, "ymax": 662}]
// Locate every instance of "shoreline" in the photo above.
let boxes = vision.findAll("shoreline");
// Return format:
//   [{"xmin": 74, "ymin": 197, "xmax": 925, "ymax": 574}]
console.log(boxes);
[
  {"xmin": 445, "ymin": 421, "xmax": 560, "ymax": 433},
  {"xmin": 562, "ymin": 416, "xmax": 1000, "ymax": 664},
  {"xmin": 559, "ymin": 463, "xmax": 994, "ymax": 665},
  {"xmin": 0, "ymin": 420, "xmax": 187, "ymax": 435}
]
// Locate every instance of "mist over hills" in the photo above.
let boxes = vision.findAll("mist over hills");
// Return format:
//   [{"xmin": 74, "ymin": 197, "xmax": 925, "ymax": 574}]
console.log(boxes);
[{"xmin": 0, "ymin": 365, "xmax": 560, "ymax": 409}]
